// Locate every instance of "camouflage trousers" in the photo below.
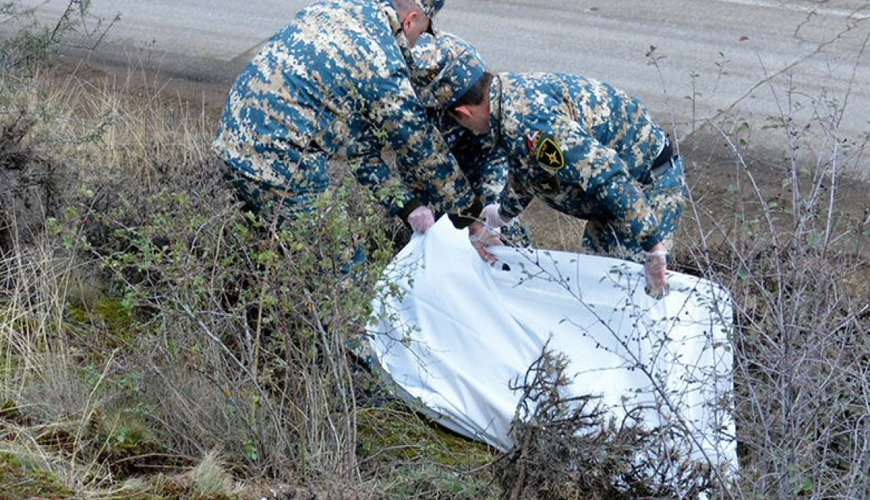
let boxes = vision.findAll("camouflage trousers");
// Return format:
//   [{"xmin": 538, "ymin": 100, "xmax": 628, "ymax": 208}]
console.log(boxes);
[
  {"xmin": 582, "ymin": 155, "xmax": 686, "ymax": 263},
  {"xmin": 220, "ymin": 148, "xmax": 329, "ymax": 226}
]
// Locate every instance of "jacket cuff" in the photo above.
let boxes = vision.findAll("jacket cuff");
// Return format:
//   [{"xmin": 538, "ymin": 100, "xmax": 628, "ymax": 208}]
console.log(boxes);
[
  {"xmin": 498, "ymin": 204, "xmax": 520, "ymax": 220},
  {"xmin": 640, "ymin": 231, "xmax": 664, "ymax": 252},
  {"xmin": 447, "ymin": 198, "xmax": 483, "ymax": 229},
  {"xmin": 396, "ymin": 197, "xmax": 423, "ymax": 226}
]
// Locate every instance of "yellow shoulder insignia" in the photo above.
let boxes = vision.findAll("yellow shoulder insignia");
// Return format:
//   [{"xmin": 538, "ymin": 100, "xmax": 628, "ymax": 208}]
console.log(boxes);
[{"xmin": 534, "ymin": 135, "xmax": 565, "ymax": 174}]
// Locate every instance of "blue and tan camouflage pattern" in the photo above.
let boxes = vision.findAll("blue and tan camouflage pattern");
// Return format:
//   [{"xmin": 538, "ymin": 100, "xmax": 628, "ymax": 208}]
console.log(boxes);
[
  {"xmin": 488, "ymin": 73, "xmax": 685, "ymax": 257},
  {"xmin": 582, "ymin": 155, "xmax": 685, "ymax": 261},
  {"xmin": 435, "ymin": 111, "xmax": 531, "ymax": 246},
  {"xmin": 410, "ymin": 33, "xmax": 529, "ymax": 244},
  {"xmin": 411, "ymin": 32, "xmax": 486, "ymax": 108},
  {"xmin": 438, "ymin": 116, "xmax": 506, "ymax": 204},
  {"xmin": 410, "ymin": 32, "xmax": 504, "ymax": 203},
  {"xmin": 212, "ymin": 0, "xmax": 475, "ymax": 222},
  {"xmin": 412, "ymin": 0, "xmax": 444, "ymax": 18}
]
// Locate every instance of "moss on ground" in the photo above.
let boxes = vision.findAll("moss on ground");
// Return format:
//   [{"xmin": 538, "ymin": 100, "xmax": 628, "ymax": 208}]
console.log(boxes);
[
  {"xmin": 0, "ymin": 450, "xmax": 239, "ymax": 500},
  {"xmin": 66, "ymin": 295, "xmax": 136, "ymax": 345},
  {"xmin": 357, "ymin": 404, "xmax": 494, "ymax": 466},
  {"xmin": 0, "ymin": 452, "xmax": 72, "ymax": 500},
  {"xmin": 356, "ymin": 404, "xmax": 501, "ymax": 499}
]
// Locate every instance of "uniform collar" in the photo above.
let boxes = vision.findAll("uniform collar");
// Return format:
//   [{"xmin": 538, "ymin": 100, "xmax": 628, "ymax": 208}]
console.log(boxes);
[{"xmin": 489, "ymin": 74, "xmax": 504, "ymax": 147}]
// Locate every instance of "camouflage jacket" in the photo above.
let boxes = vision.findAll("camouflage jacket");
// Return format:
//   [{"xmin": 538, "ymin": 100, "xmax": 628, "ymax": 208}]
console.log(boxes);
[
  {"xmin": 212, "ymin": 0, "xmax": 475, "ymax": 218},
  {"xmin": 430, "ymin": 111, "xmax": 508, "ymax": 206},
  {"xmin": 489, "ymin": 73, "xmax": 668, "ymax": 250}
]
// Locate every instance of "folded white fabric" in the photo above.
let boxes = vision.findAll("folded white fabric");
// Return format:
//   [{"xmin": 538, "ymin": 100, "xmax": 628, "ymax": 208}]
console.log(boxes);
[{"xmin": 367, "ymin": 216, "xmax": 737, "ymax": 475}]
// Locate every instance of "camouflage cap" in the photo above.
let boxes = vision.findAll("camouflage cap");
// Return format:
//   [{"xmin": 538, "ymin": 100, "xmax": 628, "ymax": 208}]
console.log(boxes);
[
  {"xmin": 411, "ymin": 0, "xmax": 445, "ymax": 18},
  {"xmin": 411, "ymin": 31, "xmax": 486, "ymax": 109}
]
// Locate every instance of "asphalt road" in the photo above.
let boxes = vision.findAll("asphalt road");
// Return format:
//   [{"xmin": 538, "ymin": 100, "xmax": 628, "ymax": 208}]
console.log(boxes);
[{"xmin": 7, "ymin": 0, "xmax": 870, "ymax": 176}]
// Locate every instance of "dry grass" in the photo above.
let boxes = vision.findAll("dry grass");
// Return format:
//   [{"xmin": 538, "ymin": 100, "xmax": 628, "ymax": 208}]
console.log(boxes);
[
  {"xmin": 2, "ymin": 13, "xmax": 869, "ymax": 500},
  {"xmin": 1, "ymin": 65, "xmax": 500, "ymax": 499}
]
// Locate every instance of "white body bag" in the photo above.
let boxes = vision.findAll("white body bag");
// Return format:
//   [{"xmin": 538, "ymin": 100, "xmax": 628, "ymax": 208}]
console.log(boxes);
[{"xmin": 367, "ymin": 217, "xmax": 737, "ymax": 475}]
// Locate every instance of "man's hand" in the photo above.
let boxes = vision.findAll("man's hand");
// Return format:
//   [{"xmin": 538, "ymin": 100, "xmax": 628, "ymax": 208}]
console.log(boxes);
[
  {"xmin": 644, "ymin": 243, "xmax": 670, "ymax": 299},
  {"xmin": 481, "ymin": 203, "xmax": 512, "ymax": 230},
  {"xmin": 469, "ymin": 220, "xmax": 502, "ymax": 264},
  {"xmin": 407, "ymin": 205, "xmax": 435, "ymax": 233}
]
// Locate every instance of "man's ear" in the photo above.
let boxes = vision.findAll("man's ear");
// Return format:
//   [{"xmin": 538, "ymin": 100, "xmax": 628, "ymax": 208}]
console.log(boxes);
[
  {"xmin": 402, "ymin": 11, "xmax": 419, "ymax": 31},
  {"xmin": 450, "ymin": 104, "xmax": 473, "ymax": 120}
]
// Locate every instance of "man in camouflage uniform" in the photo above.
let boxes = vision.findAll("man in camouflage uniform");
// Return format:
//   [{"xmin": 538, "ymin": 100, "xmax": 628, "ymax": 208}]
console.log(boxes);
[
  {"xmin": 426, "ymin": 55, "xmax": 686, "ymax": 298},
  {"xmin": 213, "ymin": 0, "xmax": 481, "ymax": 233},
  {"xmin": 409, "ymin": 31, "xmax": 531, "ymax": 246}
]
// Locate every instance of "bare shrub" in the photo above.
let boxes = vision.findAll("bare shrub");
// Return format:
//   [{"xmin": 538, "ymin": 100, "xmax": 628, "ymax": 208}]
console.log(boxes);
[
  {"xmin": 678, "ymin": 57, "xmax": 870, "ymax": 500},
  {"xmin": 0, "ymin": 78, "xmax": 72, "ymax": 254},
  {"xmin": 87, "ymin": 177, "xmax": 397, "ymax": 481},
  {"xmin": 0, "ymin": 64, "xmax": 394, "ymax": 496},
  {"xmin": 1, "ymin": 0, "xmax": 119, "ymax": 73},
  {"xmin": 495, "ymin": 347, "xmax": 720, "ymax": 500}
]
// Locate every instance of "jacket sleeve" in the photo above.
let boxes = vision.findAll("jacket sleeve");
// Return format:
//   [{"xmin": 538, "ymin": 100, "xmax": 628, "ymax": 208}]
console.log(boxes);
[
  {"xmin": 555, "ymin": 118, "xmax": 662, "ymax": 250},
  {"xmin": 365, "ymin": 75, "xmax": 479, "ymax": 217},
  {"xmin": 348, "ymin": 141, "xmax": 423, "ymax": 222},
  {"xmin": 591, "ymin": 170, "xmax": 663, "ymax": 250},
  {"xmin": 476, "ymin": 148, "xmax": 510, "ymax": 206},
  {"xmin": 499, "ymin": 173, "xmax": 534, "ymax": 220}
]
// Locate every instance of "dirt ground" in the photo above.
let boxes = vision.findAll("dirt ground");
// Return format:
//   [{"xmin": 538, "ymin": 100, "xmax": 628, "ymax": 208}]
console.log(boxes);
[{"xmin": 45, "ymin": 56, "xmax": 870, "ymax": 263}]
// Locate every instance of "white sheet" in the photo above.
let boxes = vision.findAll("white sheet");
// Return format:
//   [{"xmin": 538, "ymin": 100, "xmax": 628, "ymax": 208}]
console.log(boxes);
[{"xmin": 367, "ymin": 217, "xmax": 737, "ymax": 475}]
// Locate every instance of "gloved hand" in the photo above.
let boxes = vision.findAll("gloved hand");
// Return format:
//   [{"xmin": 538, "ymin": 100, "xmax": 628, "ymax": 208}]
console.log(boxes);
[
  {"xmin": 468, "ymin": 221, "xmax": 501, "ymax": 264},
  {"xmin": 480, "ymin": 203, "xmax": 512, "ymax": 230},
  {"xmin": 644, "ymin": 247, "xmax": 670, "ymax": 299},
  {"xmin": 469, "ymin": 220, "xmax": 502, "ymax": 246},
  {"xmin": 407, "ymin": 205, "xmax": 435, "ymax": 233}
]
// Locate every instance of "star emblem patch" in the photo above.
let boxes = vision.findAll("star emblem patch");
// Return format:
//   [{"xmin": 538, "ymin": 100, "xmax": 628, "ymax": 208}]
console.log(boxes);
[{"xmin": 526, "ymin": 132, "xmax": 565, "ymax": 174}]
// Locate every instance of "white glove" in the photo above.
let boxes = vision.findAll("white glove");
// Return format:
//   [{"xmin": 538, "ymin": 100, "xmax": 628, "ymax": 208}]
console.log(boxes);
[
  {"xmin": 644, "ymin": 249, "xmax": 670, "ymax": 299},
  {"xmin": 480, "ymin": 203, "xmax": 512, "ymax": 230},
  {"xmin": 407, "ymin": 205, "xmax": 435, "ymax": 233},
  {"xmin": 468, "ymin": 221, "xmax": 501, "ymax": 264},
  {"xmin": 469, "ymin": 221, "xmax": 502, "ymax": 247}
]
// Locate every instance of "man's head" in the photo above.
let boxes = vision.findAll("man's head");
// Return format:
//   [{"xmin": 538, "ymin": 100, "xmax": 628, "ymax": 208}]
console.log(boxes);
[
  {"xmin": 392, "ymin": 0, "xmax": 445, "ymax": 46},
  {"xmin": 447, "ymin": 71, "xmax": 493, "ymax": 135},
  {"xmin": 411, "ymin": 31, "xmax": 489, "ymax": 133}
]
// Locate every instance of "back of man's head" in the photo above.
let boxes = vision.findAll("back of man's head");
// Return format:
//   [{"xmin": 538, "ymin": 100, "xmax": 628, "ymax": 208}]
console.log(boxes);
[
  {"xmin": 411, "ymin": 31, "xmax": 487, "ymax": 109},
  {"xmin": 392, "ymin": 0, "xmax": 445, "ymax": 19}
]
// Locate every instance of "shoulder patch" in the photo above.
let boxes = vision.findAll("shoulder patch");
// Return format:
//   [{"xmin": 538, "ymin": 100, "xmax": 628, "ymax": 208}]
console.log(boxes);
[
  {"xmin": 526, "ymin": 132, "xmax": 565, "ymax": 174},
  {"xmin": 535, "ymin": 175, "xmax": 560, "ymax": 195}
]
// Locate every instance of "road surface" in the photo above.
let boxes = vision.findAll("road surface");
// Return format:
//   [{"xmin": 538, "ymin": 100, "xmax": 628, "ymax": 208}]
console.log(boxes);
[{"xmin": 6, "ymin": 0, "xmax": 870, "ymax": 176}]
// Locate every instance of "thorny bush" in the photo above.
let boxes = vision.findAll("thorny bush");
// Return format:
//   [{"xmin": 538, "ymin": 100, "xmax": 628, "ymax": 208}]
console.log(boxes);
[{"xmin": 495, "ymin": 347, "xmax": 723, "ymax": 500}]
